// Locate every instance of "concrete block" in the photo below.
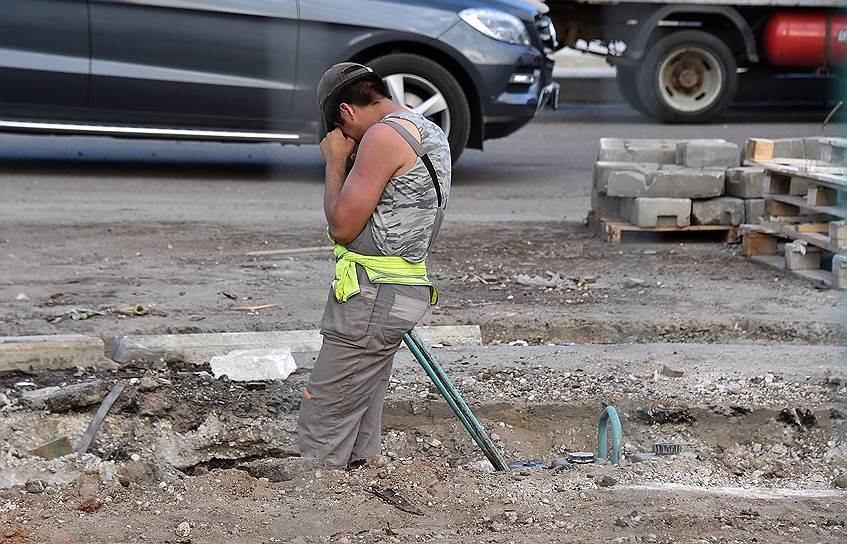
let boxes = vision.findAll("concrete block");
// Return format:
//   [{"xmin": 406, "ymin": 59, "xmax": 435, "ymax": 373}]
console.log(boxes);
[
  {"xmin": 675, "ymin": 140, "xmax": 740, "ymax": 169},
  {"xmin": 832, "ymin": 255, "xmax": 847, "ymax": 289},
  {"xmin": 590, "ymin": 185, "xmax": 623, "ymax": 218},
  {"xmin": 627, "ymin": 197, "xmax": 691, "ymax": 228},
  {"xmin": 820, "ymin": 137, "xmax": 847, "ymax": 165},
  {"xmin": 784, "ymin": 241, "xmax": 821, "ymax": 271},
  {"xmin": 593, "ymin": 161, "xmax": 659, "ymax": 192},
  {"xmin": 600, "ymin": 164, "xmax": 724, "ymax": 198},
  {"xmin": 725, "ymin": 167, "xmax": 764, "ymax": 198},
  {"xmin": 110, "ymin": 325, "xmax": 482, "ymax": 365},
  {"xmin": 0, "ymin": 334, "xmax": 105, "ymax": 374},
  {"xmin": 598, "ymin": 138, "xmax": 677, "ymax": 164},
  {"xmin": 829, "ymin": 220, "xmax": 847, "ymax": 246},
  {"xmin": 692, "ymin": 197, "xmax": 745, "ymax": 226},
  {"xmin": 744, "ymin": 199, "xmax": 766, "ymax": 224}
]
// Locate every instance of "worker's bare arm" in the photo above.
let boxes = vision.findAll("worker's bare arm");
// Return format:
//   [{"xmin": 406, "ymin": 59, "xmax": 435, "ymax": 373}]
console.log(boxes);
[{"xmin": 322, "ymin": 124, "xmax": 412, "ymax": 243}]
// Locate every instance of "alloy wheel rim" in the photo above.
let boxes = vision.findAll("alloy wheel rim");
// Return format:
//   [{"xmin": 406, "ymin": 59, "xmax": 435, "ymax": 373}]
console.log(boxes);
[{"xmin": 383, "ymin": 73, "xmax": 451, "ymax": 136}]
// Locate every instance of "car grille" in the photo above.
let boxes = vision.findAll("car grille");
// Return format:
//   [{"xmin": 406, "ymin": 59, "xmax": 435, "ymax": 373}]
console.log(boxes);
[{"xmin": 535, "ymin": 14, "xmax": 558, "ymax": 54}]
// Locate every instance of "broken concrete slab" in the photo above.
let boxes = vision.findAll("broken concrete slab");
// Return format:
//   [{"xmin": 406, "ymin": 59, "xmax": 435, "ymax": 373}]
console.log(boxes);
[
  {"xmin": 607, "ymin": 167, "xmax": 725, "ymax": 199},
  {"xmin": 744, "ymin": 199, "xmax": 766, "ymax": 224},
  {"xmin": 675, "ymin": 140, "xmax": 740, "ymax": 169},
  {"xmin": 110, "ymin": 325, "xmax": 482, "ymax": 365},
  {"xmin": 0, "ymin": 334, "xmax": 106, "ymax": 374},
  {"xmin": 20, "ymin": 380, "xmax": 111, "ymax": 412},
  {"xmin": 593, "ymin": 161, "xmax": 661, "ymax": 192},
  {"xmin": 623, "ymin": 198, "xmax": 691, "ymax": 228},
  {"xmin": 597, "ymin": 138, "xmax": 677, "ymax": 164},
  {"xmin": 725, "ymin": 167, "xmax": 765, "ymax": 198},
  {"xmin": 209, "ymin": 348, "xmax": 297, "ymax": 382},
  {"xmin": 692, "ymin": 197, "xmax": 745, "ymax": 226}
]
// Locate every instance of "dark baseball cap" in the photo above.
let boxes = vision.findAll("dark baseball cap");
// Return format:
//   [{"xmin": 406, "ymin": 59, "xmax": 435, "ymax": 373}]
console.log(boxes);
[{"xmin": 317, "ymin": 62, "xmax": 379, "ymax": 136}]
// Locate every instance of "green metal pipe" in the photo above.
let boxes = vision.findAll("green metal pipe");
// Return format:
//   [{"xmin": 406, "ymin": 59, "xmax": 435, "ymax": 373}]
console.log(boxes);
[
  {"xmin": 597, "ymin": 405, "xmax": 623, "ymax": 465},
  {"xmin": 403, "ymin": 330, "xmax": 509, "ymax": 471},
  {"xmin": 408, "ymin": 330, "xmax": 508, "ymax": 470}
]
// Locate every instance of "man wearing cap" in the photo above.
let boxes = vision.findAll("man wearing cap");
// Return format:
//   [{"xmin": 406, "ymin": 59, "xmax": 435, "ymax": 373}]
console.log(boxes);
[{"xmin": 297, "ymin": 63, "xmax": 451, "ymax": 469}]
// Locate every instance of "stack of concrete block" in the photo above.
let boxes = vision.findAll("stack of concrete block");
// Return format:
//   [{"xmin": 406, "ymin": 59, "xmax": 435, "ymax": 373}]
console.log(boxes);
[{"xmin": 593, "ymin": 138, "xmax": 765, "ymax": 228}]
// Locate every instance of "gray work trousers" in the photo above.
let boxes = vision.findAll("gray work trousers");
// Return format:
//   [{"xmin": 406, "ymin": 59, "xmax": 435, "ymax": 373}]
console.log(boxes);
[{"xmin": 297, "ymin": 268, "xmax": 430, "ymax": 469}]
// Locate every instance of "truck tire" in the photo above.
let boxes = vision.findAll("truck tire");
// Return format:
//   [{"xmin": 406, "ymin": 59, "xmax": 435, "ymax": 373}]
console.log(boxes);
[
  {"xmin": 367, "ymin": 53, "xmax": 471, "ymax": 162},
  {"xmin": 635, "ymin": 30, "xmax": 737, "ymax": 123},
  {"xmin": 615, "ymin": 66, "xmax": 649, "ymax": 115}
]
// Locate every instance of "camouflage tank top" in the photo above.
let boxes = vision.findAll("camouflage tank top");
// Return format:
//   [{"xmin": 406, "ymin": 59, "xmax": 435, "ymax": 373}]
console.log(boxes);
[{"xmin": 370, "ymin": 111, "xmax": 451, "ymax": 263}]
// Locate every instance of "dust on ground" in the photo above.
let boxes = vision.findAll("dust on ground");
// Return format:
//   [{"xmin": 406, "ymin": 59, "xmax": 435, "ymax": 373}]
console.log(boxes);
[
  {"xmin": 1, "ymin": 344, "xmax": 845, "ymax": 543},
  {"xmin": 1, "ymin": 221, "xmax": 842, "ymax": 344}
]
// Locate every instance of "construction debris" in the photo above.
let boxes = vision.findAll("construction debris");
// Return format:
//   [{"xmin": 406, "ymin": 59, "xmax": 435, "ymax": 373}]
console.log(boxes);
[{"xmin": 209, "ymin": 348, "xmax": 297, "ymax": 382}]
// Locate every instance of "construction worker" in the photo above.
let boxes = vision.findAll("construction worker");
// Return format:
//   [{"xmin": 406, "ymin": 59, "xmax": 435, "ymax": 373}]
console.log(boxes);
[{"xmin": 297, "ymin": 63, "xmax": 451, "ymax": 469}]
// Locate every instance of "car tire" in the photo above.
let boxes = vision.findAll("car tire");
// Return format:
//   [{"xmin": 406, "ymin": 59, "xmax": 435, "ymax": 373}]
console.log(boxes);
[
  {"xmin": 614, "ymin": 65, "xmax": 649, "ymax": 115},
  {"xmin": 635, "ymin": 30, "xmax": 737, "ymax": 123},
  {"xmin": 367, "ymin": 53, "xmax": 471, "ymax": 162}
]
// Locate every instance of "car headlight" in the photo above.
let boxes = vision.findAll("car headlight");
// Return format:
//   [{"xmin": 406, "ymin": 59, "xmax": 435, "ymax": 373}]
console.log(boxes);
[{"xmin": 459, "ymin": 8, "xmax": 530, "ymax": 46}]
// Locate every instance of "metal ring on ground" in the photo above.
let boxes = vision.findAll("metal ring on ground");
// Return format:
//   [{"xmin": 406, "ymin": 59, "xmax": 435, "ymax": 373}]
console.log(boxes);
[{"xmin": 597, "ymin": 405, "xmax": 623, "ymax": 465}]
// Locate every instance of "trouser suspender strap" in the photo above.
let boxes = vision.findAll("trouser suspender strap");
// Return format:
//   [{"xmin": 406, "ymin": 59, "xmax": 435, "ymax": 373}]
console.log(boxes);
[{"xmin": 379, "ymin": 119, "xmax": 442, "ymax": 208}]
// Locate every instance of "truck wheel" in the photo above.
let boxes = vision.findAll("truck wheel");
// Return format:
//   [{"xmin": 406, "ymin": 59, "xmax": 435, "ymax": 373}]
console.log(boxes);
[
  {"xmin": 615, "ymin": 66, "xmax": 649, "ymax": 115},
  {"xmin": 635, "ymin": 30, "xmax": 737, "ymax": 123},
  {"xmin": 367, "ymin": 53, "xmax": 471, "ymax": 162}
]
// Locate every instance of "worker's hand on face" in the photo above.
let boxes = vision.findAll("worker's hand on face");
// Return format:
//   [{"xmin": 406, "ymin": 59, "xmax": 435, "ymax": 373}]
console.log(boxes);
[{"xmin": 320, "ymin": 127, "xmax": 356, "ymax": 169}]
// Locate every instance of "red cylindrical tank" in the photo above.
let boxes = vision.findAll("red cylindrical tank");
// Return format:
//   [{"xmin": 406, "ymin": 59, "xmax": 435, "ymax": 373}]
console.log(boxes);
[{"xmin": 764, "ymin": 12, "xmax": 847, "ymax": 67}]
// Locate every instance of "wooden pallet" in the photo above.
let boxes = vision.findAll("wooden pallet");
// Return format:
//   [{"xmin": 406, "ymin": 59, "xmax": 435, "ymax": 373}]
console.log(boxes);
[
  {"xmin": 761, "ymin": 162, "xmax": 847, "ymax": 220},
  {"xmin": 588, "ymin": 212, "xmax": 741, "ymax": 244},
  {"xmin": 741, "ymin": 224, "xmax": 843, "ymax": 289}
]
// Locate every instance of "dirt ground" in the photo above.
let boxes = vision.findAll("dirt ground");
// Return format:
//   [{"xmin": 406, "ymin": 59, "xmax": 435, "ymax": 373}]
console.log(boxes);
[
  {"xmin": 1, "ymin": 221, "xmax": 843, "ymax": 345},
  {"xmin": 2, "ymin": 113, "xmax": 846, "ymax": 542},
  {"xmin": 1, "ymin": 343, "xmax": 845, "ymax": 543}
]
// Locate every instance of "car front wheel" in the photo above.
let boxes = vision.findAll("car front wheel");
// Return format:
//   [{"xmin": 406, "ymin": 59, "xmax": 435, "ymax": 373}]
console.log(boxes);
[{"xmin": 367, "ymin": 53, "xmax": 471, "ymax": 162}]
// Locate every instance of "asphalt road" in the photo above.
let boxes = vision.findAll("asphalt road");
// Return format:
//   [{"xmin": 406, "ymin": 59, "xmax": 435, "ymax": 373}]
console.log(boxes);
[{"xmin": 0, "ymin": 104, "xmax": 839, "ymax": 227}]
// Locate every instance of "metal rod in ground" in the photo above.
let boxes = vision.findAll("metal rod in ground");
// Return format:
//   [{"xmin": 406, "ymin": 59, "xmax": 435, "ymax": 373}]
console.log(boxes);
[
  {"xmin": 403, "ymin": 334, "xmax": 505, "ymax": 470},
  {"xmin": 76, "ymin": 382, "xmax": 127, "ymax": 454},
  {"xmin": 408, "ymin": 330, "xmax": 509, "ymax": 470},
  {"xmin": 404, "ymin": 329, "xmax": 509, "ymax": 471},
  {"xmin": 402, "ymin": 334, "xmax": 495, "ymax": 463}
]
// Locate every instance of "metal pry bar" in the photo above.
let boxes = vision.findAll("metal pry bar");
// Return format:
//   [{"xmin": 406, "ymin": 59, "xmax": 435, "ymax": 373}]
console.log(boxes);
[{"xmin": 403, "ymin": 328, "xmax": 509, "ymax": 471}]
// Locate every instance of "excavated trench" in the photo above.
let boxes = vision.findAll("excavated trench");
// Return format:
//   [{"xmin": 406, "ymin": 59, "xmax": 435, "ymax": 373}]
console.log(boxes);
[{"xmin": 1, "ymin": 353, "xmax": 845, "ymax": 491}]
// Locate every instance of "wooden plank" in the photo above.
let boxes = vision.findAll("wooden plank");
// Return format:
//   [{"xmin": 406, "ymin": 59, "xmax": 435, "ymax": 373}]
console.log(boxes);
[
  {"xmin": 768, "ymin": 193, "xmax": 847, "ymax": 219},
  {"xmin": 795, "ymin": 223, "xmax": 829, "ymax": 233},
  {"xmin": 756, "ymin": 220, "xmax": 845, "ymax": 253},
  {"xmin": 745, "ymin": 138, "xmax": 775, "ymax": 162},
  {"xmin": 808, "ymin": 185, "xmax": 840, "ymax": 207},
  {"xmin": 246, "ymin": 246, "xmax": 333, "ymax": 257},
  {"xmin": 590, "ymin": 214, "xmax": 738, "ymax": 244},
  {"xmin": 759, "ymin": 161, "xmax": 847, "ymax": 191},
  {"xmin": 743, "ymin": 230, "xmax": 779, "ymax": 257}
]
